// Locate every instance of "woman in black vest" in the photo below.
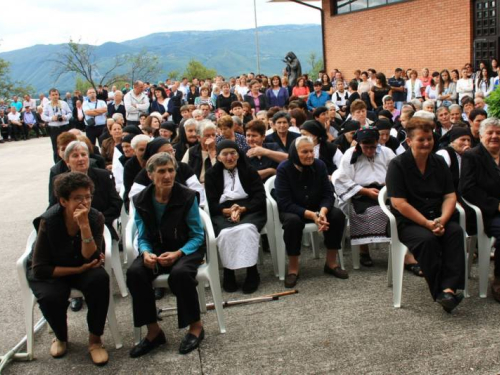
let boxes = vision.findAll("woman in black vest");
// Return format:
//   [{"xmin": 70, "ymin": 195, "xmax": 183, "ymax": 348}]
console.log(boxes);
[
  {"xmin": 28, "ymin": 172, "xmax": 110, "ymax": 365},
  {"xmin": 127, "ymin": 152, "xmax": 206, "ymax": 357}
]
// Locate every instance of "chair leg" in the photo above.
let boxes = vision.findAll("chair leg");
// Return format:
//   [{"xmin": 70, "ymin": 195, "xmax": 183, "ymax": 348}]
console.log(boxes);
[
  {"xmin": 266, "ymin": 223, "xmax": 279, "ymax": 277},
  {"xmin": 352, "ymin": 245, "xmax": 360, "ymax": 270},
  {"xmin": 25, "ymin": 296, "xmax": 36, "ymax": 360},
  {"xmin": 106, "ymin": 292, "xmax": 123, "ymax": 349},
  {"xmin": 467, "ymin": 236, "xmax": 476, "ymax": 279},
  {"xmin": 134, "ymin": 327, "xmax": 142, "ymax": 346},
  {"xmin": 478, "ymin": 234, "xmax": 491, "ymax": 298},
  {"xmin": 311, "ymin": 232, "xmax": 320, "ymax": 259},
  {"xmin": 207, "ymin": 273, "xmax": 226, "ymax": 334},
  {"xmin": 387, "ymin": 246, "xmax": 393, "ymax": 287},
  {"xmin": 111, "ymin": 241, "xmax": 128, "ymax": 298},
  {"xmin": 276, "ymin": 227, "xmax": 286, "ymax": 281},
  {"xmin": 338, "ymin": 248, "xmax": 345, "ymax": 270},
  {"xmin": 258, "ymin": 246, "xmax": 264, "ymax": 265},
  {"xmin": 197, "ymin": 282, "xmax": 207, "ymax": 313},
  {"xmin": 463, "ymin": 236, "xmax": 470, "ymax": 298},
  {"xmin": 392, "ymin": 245, "xmax": 405, "ymax": 308}
]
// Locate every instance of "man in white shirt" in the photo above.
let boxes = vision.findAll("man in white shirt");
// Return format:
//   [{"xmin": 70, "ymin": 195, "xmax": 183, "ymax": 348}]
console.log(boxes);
[
  {"xmin": 8, "ymin": 106, "xmax": 26, "ymax": 141},
  {"xmin": 22, "ymin": 95, "xmax": 37, "ymax": 112},
  {"xmin": 124, "ymin": 80, "xmax": 150, "ymax": 126},
  {"xmin": 82, "ymin": 87, "xmax": 108, "ymax": 146},
  {"xmin": 42, "ymin": 88, "xmax": 72, "ymax": 162}
]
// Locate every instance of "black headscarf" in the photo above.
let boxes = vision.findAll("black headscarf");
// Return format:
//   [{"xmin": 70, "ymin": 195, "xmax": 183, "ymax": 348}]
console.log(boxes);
[
  {"xmin": 160, "ymin": 121, "xmax": 177, "ymax": 140},
  {"xmin": 350, "ymin": 126, "xmax": 380, "ymax": 164},
  {"xmin": 300, "ymin": 120, "xmax": 327, "ymax": 143},
  {"xmin": 448, "ymin": 127, "xmax": 472, "ymax": 143},
  {"xmin": 288, "ymin": 138, "xmax": 316, "ymax": 181},
  {"xmin": 374, "ymin": 118, "xmax": 392, "ymax": 131},
  {"xmin": 122, "ymin": 134, "xmax": 135, "ymax": 144},
  {"xmin": 123, "ymin": 125, "xmax": 142, "ymax": 136},
  {"xmin": 143, "ymin": 137, "xmax": 170, "ymax": 161},
  {"xmin": 339, "ymin": 119, "xmax": 361, "ymax": 135}
]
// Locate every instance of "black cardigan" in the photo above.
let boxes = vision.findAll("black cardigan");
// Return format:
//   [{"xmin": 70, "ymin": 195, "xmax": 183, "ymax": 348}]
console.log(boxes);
[
  {"xmin": 244, "ymin": 93, "xmax": 268, "ymax": 111},
  {"xmin": 204, "ymin": 160, "xmax": 266, "ymax": 217},
  {"xmin": 460, "ymin": 143, "xmax": 500, "ymax": 236}
]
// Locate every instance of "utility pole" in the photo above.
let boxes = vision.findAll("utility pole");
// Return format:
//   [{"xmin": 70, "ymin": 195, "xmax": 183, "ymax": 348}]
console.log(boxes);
[{"xmin": 253, "ymin": 0, "xmax": 261, "ymax": 74}]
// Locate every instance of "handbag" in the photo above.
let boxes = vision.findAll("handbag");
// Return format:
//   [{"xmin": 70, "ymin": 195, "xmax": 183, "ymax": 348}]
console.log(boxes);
[{"xmin": 85, "ymin": 101, "xmax": 98, "ymax": 127}]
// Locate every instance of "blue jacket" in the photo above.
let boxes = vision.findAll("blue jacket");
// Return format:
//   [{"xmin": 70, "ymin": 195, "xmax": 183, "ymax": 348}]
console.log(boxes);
[
  {"xmin": 266, "ymin": 87, "xmax": 289, "ymax": 108},
  {"xmin": 307, "ymin": 91, "xmax": 330, "ymax": 111}
]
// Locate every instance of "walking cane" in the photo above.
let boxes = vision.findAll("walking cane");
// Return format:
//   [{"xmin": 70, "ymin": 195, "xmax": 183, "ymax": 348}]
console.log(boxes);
[{"xmin": 157, "ymin": 289, "xmax": 298, "ymax": 319}]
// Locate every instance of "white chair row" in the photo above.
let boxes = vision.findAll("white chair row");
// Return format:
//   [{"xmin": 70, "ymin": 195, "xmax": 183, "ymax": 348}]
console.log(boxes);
[{"xmin": 17, "ymin": 226, "xmax": 123, "ymax": 361}]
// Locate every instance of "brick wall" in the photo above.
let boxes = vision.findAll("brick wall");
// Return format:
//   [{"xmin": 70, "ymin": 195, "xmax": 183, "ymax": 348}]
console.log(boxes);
[{"xmin": 321, "ymin": 0, "xmax": 473, "ymax": 80}]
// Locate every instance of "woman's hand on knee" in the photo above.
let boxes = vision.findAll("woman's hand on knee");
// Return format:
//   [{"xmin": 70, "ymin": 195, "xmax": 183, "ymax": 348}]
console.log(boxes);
[{"xmin": 143, "ymin": 252, "xmax": 157, "ymax": 269}]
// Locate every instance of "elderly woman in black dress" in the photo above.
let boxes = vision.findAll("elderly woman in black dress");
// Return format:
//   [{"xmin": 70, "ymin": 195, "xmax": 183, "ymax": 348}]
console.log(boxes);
[
  {"xmin": 205, "ymin": 140, "xmax": 267, "ymax": 293},
  {"xmin": 127, "ymin": 152, "xmax": 206, "ymax": 357},
  {"xmin": 386, "ymin": 117, "xmax": 465, "ymax": 312},
  {"xmin": 28, "ymin": 172, "xmax": 109, "ymax": 365},
  {"xmin": 460, "ymin": 117, "xmax": 500, "ymax": 303},
  {"xmin": 275, "ymin": 136, "xmax": 347, "ymax": 288}
]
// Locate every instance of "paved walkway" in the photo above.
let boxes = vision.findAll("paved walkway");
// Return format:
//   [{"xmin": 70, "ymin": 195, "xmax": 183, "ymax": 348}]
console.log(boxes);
[{"xmin": 0, "ymin": 138, "xmax": 499, "ymax": 374}]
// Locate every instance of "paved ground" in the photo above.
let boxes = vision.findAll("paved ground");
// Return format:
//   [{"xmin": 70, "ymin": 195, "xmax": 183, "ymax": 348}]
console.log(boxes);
[{"xmin": 1, "ymin": 137, "xmax": 500, "ymax": 375}]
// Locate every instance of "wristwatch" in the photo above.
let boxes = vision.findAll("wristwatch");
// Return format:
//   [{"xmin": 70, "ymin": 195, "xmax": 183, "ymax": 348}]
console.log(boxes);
[
  {"xmin": 315, "ymin": 211, "xmax": 321, "ymax": 218},
  {"xmin": 82, "ymin": 236, "xmax": 94, "ymax": 244}
]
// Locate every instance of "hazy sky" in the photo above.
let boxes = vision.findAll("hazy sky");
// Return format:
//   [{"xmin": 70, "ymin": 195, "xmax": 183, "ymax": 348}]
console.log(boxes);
[{"xmin": 0, "ymin": 0, "xmax": 321, "ymax": 53}]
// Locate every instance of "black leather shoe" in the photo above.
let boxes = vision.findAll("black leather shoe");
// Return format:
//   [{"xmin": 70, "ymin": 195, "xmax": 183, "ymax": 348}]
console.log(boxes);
[
  {"xmin": 436, "ymin": 292, "xmax": 459, "ymax": 313},
  {"xmin": 284, "ymin": 273, "xmax": 299, "ymax": 288},
  {"xmin": 242, "ymin": 271, "xmax": 260, "ymax": 294},
  {"xmin": 129, "ymin": 330, "xmax": 167, "ymax": 358},
  {"xmin": 360, "ymin": 252, "xmax": 374, "ymax": 267},
  {"xmin": 179, "ymin": 329, "xmax": 204, "ymax": 355},
  {"xmin": 324, "ymin": 264, "xmax": 349, "ymax": 279},
  {"xmin": 70, "ymin": 297, "xmax": 83, "ymax": 312},
  {"xmin": 154, "ymin": 288, "xmax": 165, "ymax": 300}
]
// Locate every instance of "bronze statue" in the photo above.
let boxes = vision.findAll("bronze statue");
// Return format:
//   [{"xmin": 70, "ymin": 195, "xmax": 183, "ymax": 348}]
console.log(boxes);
[{"xmin": 283, "ymin": 52, "xmax": 302, "ymax": 88}]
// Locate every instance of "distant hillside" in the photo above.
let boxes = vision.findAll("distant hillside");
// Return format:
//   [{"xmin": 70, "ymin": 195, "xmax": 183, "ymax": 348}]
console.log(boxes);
[{"xmin": 0, "ymin": 24, "xmax": 321, "ymax": 94}]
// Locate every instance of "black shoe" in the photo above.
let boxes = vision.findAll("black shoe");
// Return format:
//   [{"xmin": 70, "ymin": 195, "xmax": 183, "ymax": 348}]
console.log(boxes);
[
  {"xmin": 324, "ymin": 264, "xmax": 349, "ymax": 279},
  {"xmin": 284, "ymin": 273, "xmax": 299, "ymax": 288},
  {"xmin": 242, "ymin": 268, "xmax": 260, "ymax": 294},
  {"xmin": 70, "ymin": 297, "xmax": 83, "ymax": 312},
  {"xmin": 436, "ymin": 292, "xmax": 459, "ymax": 313},
  {"xmin": 154, "ymin": 288, "xmax": 165, "ymax": 300},
  {"xmin": 179, "ymin": 328, "xmax": 204, "ymax": 355},
  {"xmin": 360, "ymin": 252, "xmax": 374, "ymax": 267},
  {"xmin": 223, "ymin": 268, "xmax": 239, "ymax": 292},
  {"xmin": 129, "ymin": 330, "xmax": 167, "ymax": 358}
]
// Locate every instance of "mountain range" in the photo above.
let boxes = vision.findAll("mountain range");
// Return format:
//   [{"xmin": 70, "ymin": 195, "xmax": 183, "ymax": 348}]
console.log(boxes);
[{"xmin": 0, "ymin": 24, "xmax": 321, "ymax": 94}]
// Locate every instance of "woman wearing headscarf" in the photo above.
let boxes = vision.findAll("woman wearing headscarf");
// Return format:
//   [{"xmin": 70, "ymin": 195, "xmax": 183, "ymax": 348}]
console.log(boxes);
[
  {"xmin": 333, "ymin": 120, "xmax": 360, "ymax": 153},
  {"xmin": 112, "ymin": 133, "xmax": 135, "ymax": 194},
  {"xmin": 173, "ymin": 119, "xmax": 199, "ymax": 162},
  {"xmin": 275, "ymin": 136, "xmax": 347, "ymax": 288},
  {"xmin": 374, "ymin": 118, "xmax": 401, "ymax": 154},
  {"xmin": 204, "ymin": 140, "xmax": 266, "ymax": 294},
  {"xmin": 299, "ymin": 120, "xmax": 343, "ymax": 175},
  {"xmin": 129, "ymin": 137, "xmax": 206, "ymax": 207},
  {"xmin": 333, "ymin": 126, "xmax": 408, "ymax": 269},
  {"xmin": 159, "ymin": 121, "xmax": 177, "ymax": 142}
]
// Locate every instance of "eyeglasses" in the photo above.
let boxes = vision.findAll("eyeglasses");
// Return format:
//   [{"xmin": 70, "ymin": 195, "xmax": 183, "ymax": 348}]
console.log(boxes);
[{"xmin": 72, "ymin": 195, "xmax": 93, "ymax": 203}]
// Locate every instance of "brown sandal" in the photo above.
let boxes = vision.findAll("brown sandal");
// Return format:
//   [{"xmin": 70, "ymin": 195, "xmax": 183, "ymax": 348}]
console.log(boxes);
[{"xmin": 89, "ymin": 343, "xmax": 108, "ymax": 366}]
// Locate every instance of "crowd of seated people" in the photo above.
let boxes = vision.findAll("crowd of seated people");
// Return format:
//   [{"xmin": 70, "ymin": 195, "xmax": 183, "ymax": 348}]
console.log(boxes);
[{"xmin": 19, "ymin": 59, "xmax": 500, "ymax": 365}]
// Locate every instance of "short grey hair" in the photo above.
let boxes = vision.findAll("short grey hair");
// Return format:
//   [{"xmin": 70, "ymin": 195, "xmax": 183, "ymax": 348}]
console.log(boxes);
[
  {"xmin": 64, "ymin": 141, "xmax": 89, "ymax": 161},
  {"xmin": 131, "ymin": 134, "xmax": 151, "ymax": 150},
  {"xmin": 198, "ymin": 119, "xmax": 216, "ymax": 136},
  {"xmin": 295, "ymin": 135, "xmax": 314, "ymax": 149},
  {"xmin": 410, "ymin": 99, "xmax": 422, "ymax": 110},
  {"xmin": 479, "ymin": 117, "xmax": 500, "ymax": 136},
  {"xmin": 146, "ymin": 152, "xmax": 177, "ymax": 174},
  {"xmin": 184, "ymin": 118, "xmax": 198, "ymax": 131},
  {"xmin": 256, "ymin": 110, "xmax": 267, "ymax": 118},
  {"xmin": 191, "ymin": 109, "xmax": 203, "ymax": 118},
  {"xmin": 449, "ymin": 104, "xmax": 462, "ymax": 113},
  {"xmin": 413, "ymin": 110, "xmax": 435, "ymax": 120},
  {"xmin": 436, "ymin": 106, "xmax": 449, "ymax": 115},
  {"xmin": 382, "ymin": 95, "xmax": 393, "ymax": 103},
  {"xmin": 112, "ymin": 113, "xmax": 124, "ymax": 122},
  {"xmin": 231, "ymin": 116, "xmax": 242, "ymax": 126},
  {"xmin": 422, "ymin": 100, "xmax": 435, "ymax": 109}
]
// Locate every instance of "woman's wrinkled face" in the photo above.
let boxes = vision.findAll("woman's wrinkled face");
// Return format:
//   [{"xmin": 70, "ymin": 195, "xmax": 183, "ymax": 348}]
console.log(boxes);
[
  {"xmin": 481, "ymin": 125, "xmax": 500, "ymax": 153},
  {"xmin": 296, "ymin": 141, "xmax": 314, "ymax": 166},
  {"xmin": 450, "ymin": 135, "xmax": 471, "ymax": 155},
  {"xmin": 66, "ymin": 146, "xmax": 89, "ymax": 173},
  {"xmin": 60, "ymin": 187, "xmax": 92, "ymax": 215},
  {"xmin": 218, "ymin": 148, "xmax": 239, "ymax": 169},
  {"xmin": 275, "ymin": 117, "xmax": 290, "ymax": 135},
  {"xmin": 246, "ymin": 130, "xmax": 265, "ymax": 148},
  {"xmin": 360, "ymin": 141, "xmax": 378, "ymax": 158},
  {"xmin": 135, "ymin": 141, "xmax": 148, "ymax": 162},
  {"xmin": 378, "ymin": 130, "xmax": 390, "ymax": 145},
  {"xmin": 218, "ymin": 125, "xmax": 233, "ymax": 140},
  {"xmin": 450, "ymin": 109, "xmax": 462, "ymax": 124},
  {"xmin": 159, "ymin": 128, "xmax": 173, "ymax": 139},
  {"xmin": 185, "ymin": 125, "xmax": 199, "ymax": 143},
  {"xmin": 148, "ymin": 162, "xmax": 176, "ymax": 190},
  {"xmin": 122, "ymin": 142, "xmax": 134, "ymax": 158},
  {"xmin": 437, "ymin": 109, "xmax": 450, "ymax": 125},
  {"xmin": 111, "ymin": 123, "xmax": 123, "ymax": 139}
]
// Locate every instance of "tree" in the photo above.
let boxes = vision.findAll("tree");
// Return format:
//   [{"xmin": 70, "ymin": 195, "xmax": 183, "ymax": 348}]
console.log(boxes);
[
  {"xmin": 183, "ymin": 59, "xmax": 217, "ymax": 80},
  {"xmin": 124, "ymin": 50, "xmax": 161, "ymax": 84},
  {"xmin": 52, "ymin": 39, "xmax": 126, "ymax": 91},
  {"xmin": 0, "ymin": 57, "xmax": 34, "ymax": 99},
  {"xmin": 167, "ymin": 70, "xmax": 180, "ymax": 81},
  {"xmin": 307, "ymin": 51, "xmax": 323, "ymax": 81}
]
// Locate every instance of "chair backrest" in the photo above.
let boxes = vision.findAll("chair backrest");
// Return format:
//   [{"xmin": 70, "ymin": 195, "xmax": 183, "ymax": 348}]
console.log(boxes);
[
  {"xmin": 377, "ymin": 186, "xmax": 400, "ymax": 244},
  {"xmin": 264, "ymin": 175, "xmax": 276, "ymax": 204},
  {"xmin": 17, "ymin": 230, "xmax": 37, "ymax": 291},
  {"xmin": 462, "ymin": 198, "xmax": 486, "ymax": 236}
]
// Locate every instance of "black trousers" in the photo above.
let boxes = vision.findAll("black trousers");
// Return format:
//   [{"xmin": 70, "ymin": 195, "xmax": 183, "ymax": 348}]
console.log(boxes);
[
  {"xmin": 85, "ymin": 125, "xmax": 105, "ymax": 147},
  {"xmin": 279, "ymin": 207, "xmax": 345, "ymax": 256},
  {"xmin": 1, "ymin": 124, "xmax": 12, "ymax": 139},
  {"xmin": 126, "ymin": 251, "xmax": 204, "ymax": 329},
  {"xmin": 28, "ymin": 267, "xmax": 110, "ymax": 342},
  {"xmin": 49, "ymin": 125, "xmax": 70, "ymax": 163},
  {"xmin": 399, "ymin": 221, "xmax": 465, "ymax": 300},
  {"xmin": 488, "ymin": 214, "xmax": 500, "ymax": 278},
  {"xmin": 12, "ymin": 123, "xmax": 28, "ymax": 140}
]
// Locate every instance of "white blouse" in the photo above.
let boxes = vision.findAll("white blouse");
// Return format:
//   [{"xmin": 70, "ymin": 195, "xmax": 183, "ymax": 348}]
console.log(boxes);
[{"xmin": 219, "ymin": 168, "xmax": 248, "ymax": 204}]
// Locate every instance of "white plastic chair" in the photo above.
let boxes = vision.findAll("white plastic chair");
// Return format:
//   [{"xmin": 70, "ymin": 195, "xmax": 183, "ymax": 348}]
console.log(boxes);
[
  {"xmin": 379, "ymin": 187, "xmax": 469, "ymax": 307},
  {"xmin": 16, "ymin": 228, "xmax": 123, "ymax": 360},
  {"xmin": 462, "ymin": 198, "xmax": 495, "ymax": 298},
  {"xmin": 111, "ymin": 219, "xmax": 128, "ymax": 297},
  {"xmin": 126, "ymin": 209, "xmax": 226, "ymax": 344},
  {"xmin": 119, "ymin": 204, "xmax": 129, "ymax": 266},
  {"xmin": 264, "ymin": 175, "xmax": 345, "ymax": 281}
]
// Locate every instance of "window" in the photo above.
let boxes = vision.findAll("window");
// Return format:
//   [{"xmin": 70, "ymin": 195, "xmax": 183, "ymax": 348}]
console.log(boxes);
[{"xmin": 334, "ymin": 0, "xmax": 407, "ymax": 15}]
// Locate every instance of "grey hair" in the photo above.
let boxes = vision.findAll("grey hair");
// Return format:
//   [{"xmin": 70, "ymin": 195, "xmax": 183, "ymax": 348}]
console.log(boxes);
[
  {"xmin": 198, "ymin": 119, "xmax": 216, "ymax": 136},
  {"xmin": 436, "ymin": 106, "xmax": 449, "ymax": 115},
  {"xmin": 131, "ymin": 134, "xmax": 151, "ymax": 150},
  {"xmin": 295, "ymin": 135, "xmax": 314, "ymax": 149},
  {"xmin": 256, "ymin": 110, "xmax": 267, "ymax": 118},
  {"xmin": 479, "ymin": 117, "xmax": 500, "ymax": 136},
  {"xmin": 146, "ymin": 152, "xmax": 177, "ymax": 174},
  {"xmin": 410, "ymin": 99, "xmax": 422, "ymax": 110},
  {"xmin": 231, "ymin": 116, "xmax": 243, "ymax": 126},
  {"xmin": 382, "ymin": 95, "xmax": 393, "ymax": 103},
  {"xmin": 413, "ymin": 110, "xmax": 435, "ymax": 120},
  {"xmin": 64, "ymin": 141, "xmax": 89, "ymax": 161},
  {"xmin": 422, "ymin": 100, "xmax": 435, "ymax": 109},
  {"xmin": 449, "ymin": 104, "xmax": 462, "ymax": 113},
  {"xmin": 112, "ymin": 113, "xmax": 124, "ymax": 122},
  {"xmin": 191, "ymin": 109, "xmax": 203, "ymax": 118},
  {"xmin": 184, "ymin": 118, "xmax": 199, "ymax": 131}
]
